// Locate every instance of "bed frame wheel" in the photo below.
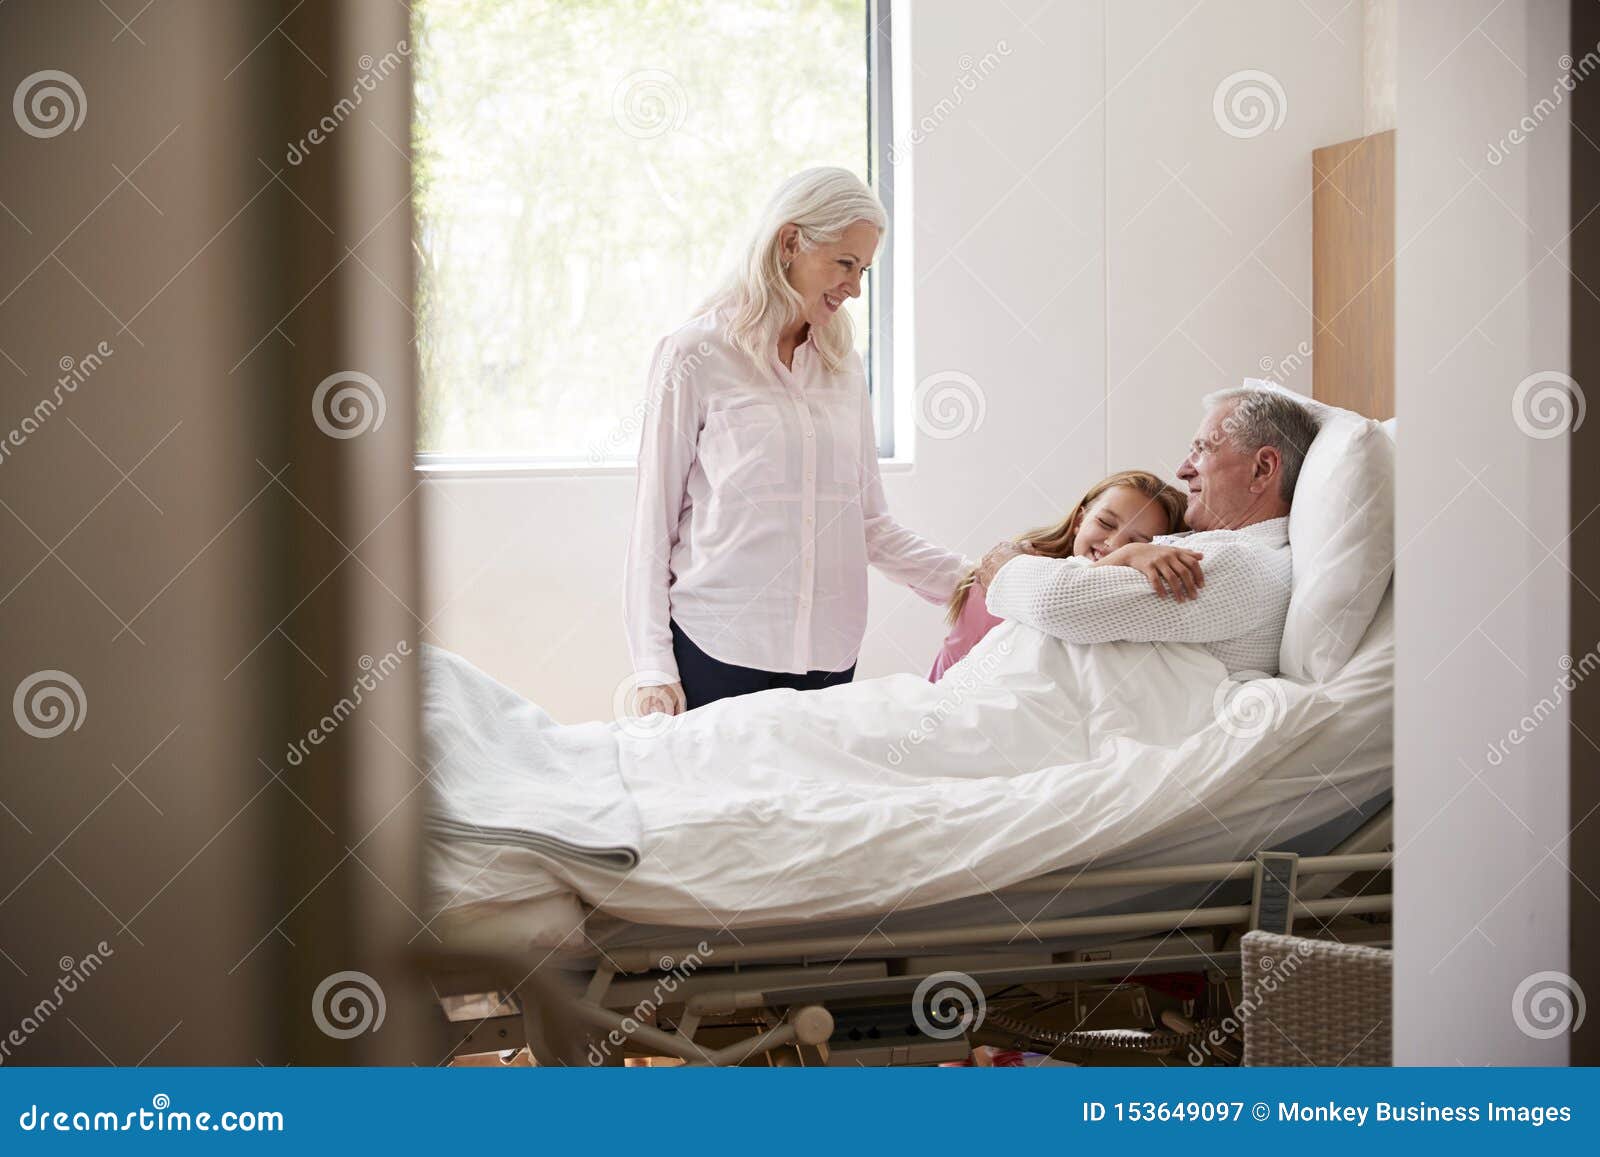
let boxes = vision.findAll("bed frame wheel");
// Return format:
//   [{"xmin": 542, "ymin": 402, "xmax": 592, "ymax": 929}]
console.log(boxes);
[{"xmin": 788, "ymin": 1004, "xmax": 834, "ymax": 1047}]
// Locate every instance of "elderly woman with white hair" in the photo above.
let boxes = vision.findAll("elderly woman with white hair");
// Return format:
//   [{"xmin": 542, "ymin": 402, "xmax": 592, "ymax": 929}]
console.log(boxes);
[{"xmin": 624, "ymin": 167, "xmax": 970, "ymax": 714}]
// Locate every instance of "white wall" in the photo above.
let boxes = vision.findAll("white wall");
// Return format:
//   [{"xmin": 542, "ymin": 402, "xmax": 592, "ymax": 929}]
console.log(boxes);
[
  {"xmin": 420, "ymin": 0, "xmax": 1364, "ymax": 722},
  {"xmin": 1103, "ymin": 0, "xmax": 1362, "ymax": 470},
  {"xmin": 1393, "ymin": 0, "xmax": 1572, "ymax": 1065}
]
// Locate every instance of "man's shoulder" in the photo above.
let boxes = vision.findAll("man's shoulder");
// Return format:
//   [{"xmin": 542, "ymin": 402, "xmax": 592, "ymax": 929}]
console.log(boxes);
[
  {"xmin": 1156, "ymin": 521, "xmax": 1291, "ymax": 593},
  {"xmin": 1154, "ymin": 527, "xmax": 1247, "ymax": 549}
]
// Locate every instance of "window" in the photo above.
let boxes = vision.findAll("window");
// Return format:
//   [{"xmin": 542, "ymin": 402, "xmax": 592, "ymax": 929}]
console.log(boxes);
[{"xmin": 412, "ymin": 0, "xmax": 889, "ymax": 468}]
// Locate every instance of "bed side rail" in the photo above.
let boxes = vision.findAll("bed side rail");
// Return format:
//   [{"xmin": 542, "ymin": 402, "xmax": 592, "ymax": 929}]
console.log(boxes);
[{"xmin": 600, "ymin": 850, "xmax": 1392, "ymax": 973}]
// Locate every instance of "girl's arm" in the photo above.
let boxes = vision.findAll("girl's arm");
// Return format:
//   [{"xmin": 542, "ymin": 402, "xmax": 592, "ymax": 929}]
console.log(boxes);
[
  {"xmin": 1092, "ymin": 542, "xmax": 1206, "ymax": 601},
  {"xmin": 985, "ymin": 541, "xmax": 1272, "ymax": 646}
]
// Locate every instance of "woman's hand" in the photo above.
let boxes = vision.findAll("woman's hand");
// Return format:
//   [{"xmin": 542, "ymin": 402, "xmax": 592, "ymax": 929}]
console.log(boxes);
[
  {"xmin": 631, "ymin": 681, "xmax": 686, "ymax": 718},
  {"xmin": 1094, "ymin": 542, "xmax": 1205, "ymax": 601},
  {"xmin": 974, "ymin": 540, "xmax": 1038, "ymax": 589}
]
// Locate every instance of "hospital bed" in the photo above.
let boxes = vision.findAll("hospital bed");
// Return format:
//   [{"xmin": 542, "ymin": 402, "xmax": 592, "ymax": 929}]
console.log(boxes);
[
  {"xmin": 424, "ymin": 799, "xmax": 1393, "ymax": 1067},
  {"xmin": 423, "ymin": 573, "xmax": 1394, "ymax": 1066},
  {"xmin": 422, "ymin": 367, "xmax": 1401, "ymax": 1063},
  {"xmin": 425, "ymin": 395, "xmax": 1395, "ymax": 1065},
  {"xmin": 423, "ymin": 386, "xmax": 1396, "ymax": 1066}
]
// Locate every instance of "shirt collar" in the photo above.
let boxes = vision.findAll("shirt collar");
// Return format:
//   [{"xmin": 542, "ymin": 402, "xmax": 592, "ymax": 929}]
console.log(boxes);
[
  {"xmin": 1159, "ymin": 515, "xmax": 1289, "ymax": 547},
  {"xmin": 1230, "ymin": 516, "xmax": 1289, "ymax": 546},
  {"xmin": 771, "ymin": 327, "xmax": 815, "ymax": 382}
]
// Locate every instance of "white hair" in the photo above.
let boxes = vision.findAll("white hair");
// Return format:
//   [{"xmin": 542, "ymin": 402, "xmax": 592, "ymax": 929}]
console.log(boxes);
[
  {"xmin": 1201, "ymin": 386, "xmax": 1321, "ymax": 501},
  {"xmin": 702, "ymin": 167, "xmax": 887, "ymax": 375}
]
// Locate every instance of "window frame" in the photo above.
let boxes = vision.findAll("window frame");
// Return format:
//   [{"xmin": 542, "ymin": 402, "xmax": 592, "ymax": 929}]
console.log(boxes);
[
  {"xmin": 413, "ymin": 0, "xmax": 896, "ymax": 475},
  {"xmin": 867, "ymin": 0, "xmax": 895, "ymax": 460}
]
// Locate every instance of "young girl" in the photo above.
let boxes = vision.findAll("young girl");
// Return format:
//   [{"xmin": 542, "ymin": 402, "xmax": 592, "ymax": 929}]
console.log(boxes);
[{"xmin": 929, "ymin": 470, "xmax": 1189, "ymax": 681}]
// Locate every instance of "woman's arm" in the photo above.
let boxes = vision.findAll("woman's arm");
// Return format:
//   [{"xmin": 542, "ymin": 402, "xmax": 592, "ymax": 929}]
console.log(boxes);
[
  {"xmin": 623, "ymin": 338, "xmax": 700, "ymax": 686},
  {"xmin": 856, "ymin": 377, "xmax": 969, "ymax": 602}
]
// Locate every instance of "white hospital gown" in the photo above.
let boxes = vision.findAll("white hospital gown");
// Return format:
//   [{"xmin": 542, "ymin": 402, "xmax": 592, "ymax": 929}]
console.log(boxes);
[{"xmin": 984, "ymin": 516, "xmax": 1292, "ymax": 675}]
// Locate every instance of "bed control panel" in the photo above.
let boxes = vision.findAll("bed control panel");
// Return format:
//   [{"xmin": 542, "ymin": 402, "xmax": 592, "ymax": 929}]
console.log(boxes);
[{"xmin": 1248, "ymin": 852, "xmax": 1300, "ymax": 935}]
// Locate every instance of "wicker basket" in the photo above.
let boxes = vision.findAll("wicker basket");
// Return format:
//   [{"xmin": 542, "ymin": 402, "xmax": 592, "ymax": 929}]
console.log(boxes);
[{"xmin": 1240, "ymin": 930, "xmax": 1391, "ymax": 1066}]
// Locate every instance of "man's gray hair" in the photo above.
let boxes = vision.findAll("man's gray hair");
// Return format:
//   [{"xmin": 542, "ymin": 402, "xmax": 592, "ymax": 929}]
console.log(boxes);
[{"xmin": 1200, "ymin": 386, "xmax": 1321, "ymax": 501}]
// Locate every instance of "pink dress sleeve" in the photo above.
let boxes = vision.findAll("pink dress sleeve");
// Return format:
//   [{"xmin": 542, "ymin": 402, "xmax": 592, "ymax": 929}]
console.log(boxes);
[{"xmin": 927, "ymin": 585, "xmax": 1005, "ymax": 682}]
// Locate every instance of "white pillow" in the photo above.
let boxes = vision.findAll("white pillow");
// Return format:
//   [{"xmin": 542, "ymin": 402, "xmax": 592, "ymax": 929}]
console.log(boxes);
[{"xmin": 1241, "ymin": 379, "xmax": 1396, "ymax": 682}]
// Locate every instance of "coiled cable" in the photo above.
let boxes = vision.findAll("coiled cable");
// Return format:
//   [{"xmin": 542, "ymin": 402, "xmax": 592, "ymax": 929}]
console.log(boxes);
[{"xmin": 984, "ymin": 1010, "xmax": 1223, "ymax": 1053}]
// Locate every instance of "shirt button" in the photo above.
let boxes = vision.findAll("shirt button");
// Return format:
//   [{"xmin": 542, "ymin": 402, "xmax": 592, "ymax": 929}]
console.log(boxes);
[
  {"xmin": 805, "ymin": 430, "xmax": 814, "ymax": 439},
  {"xmin": 805, "ymin": 472, "xmax": 814, "ymax": 482},
  {"xmin": 806, "ymin": 515, "xmax": 815, "ymax": 524}
]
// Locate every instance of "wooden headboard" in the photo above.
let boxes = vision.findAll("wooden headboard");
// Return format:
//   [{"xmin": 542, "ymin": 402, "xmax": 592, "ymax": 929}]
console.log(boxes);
[{"xmin": 1311, "ymin": 129, "xmax": 1395, "ymax": 419}]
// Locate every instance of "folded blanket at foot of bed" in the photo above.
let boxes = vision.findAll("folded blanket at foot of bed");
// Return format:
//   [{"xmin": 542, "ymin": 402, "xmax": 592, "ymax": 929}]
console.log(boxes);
[
  {"xmin": 422, "ymin": 623, "xmax": 1340, "ymax": 930},
  {"xmin": 422, "ymin": 645, "xmax": 642, "ymax": 871}
]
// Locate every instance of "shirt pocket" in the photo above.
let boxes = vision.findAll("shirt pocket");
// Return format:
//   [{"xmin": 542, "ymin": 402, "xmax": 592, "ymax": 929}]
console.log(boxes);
[
  {"xmin": 825, "ymin": 395, "xmax": 864, "ymax": 487},
  {"xmin": 699, "ymin": 403, "xmax": 784, "ymax": 492}
]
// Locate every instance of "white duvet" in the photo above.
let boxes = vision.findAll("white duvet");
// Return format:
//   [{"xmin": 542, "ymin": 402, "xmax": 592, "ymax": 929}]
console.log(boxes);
[{"xmin": 424, "ymin": 619, "xmax": 1339, "ymax": 929}]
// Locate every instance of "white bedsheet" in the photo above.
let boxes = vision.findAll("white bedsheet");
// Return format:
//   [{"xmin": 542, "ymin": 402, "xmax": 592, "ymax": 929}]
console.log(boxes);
[
  {"xmin": 427, "ymin": 609, "xmax": 1347, "ymax": 929},
  {"xmin": 432, "ymin": 589, "xmax": 1394, "ymax": 958}
]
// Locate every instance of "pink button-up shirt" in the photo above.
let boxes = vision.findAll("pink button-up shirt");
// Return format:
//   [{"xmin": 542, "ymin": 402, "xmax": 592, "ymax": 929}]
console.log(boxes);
[{"xmin": 625, "ymin": 310, "xmax": 968, "ymax": 679}]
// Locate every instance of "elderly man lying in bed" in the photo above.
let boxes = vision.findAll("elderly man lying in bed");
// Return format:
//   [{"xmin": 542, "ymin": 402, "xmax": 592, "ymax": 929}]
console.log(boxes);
[
  {"xmin": 973, "ymin": 387, "xmax": 1320, "ymax": 676},
  {"xmin": 424, "ymin": 387, "xmax": 1333, "ymax": 931}
]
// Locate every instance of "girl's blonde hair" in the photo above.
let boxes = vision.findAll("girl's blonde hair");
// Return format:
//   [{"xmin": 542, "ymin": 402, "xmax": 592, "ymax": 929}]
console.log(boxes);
[
  {"xmin": 947, "ymin": 470, "xmax": 1189, "ymax": 624},
  {"xmin": 701, "ymin": 167, "xmax": 887, "ymax": 375}
]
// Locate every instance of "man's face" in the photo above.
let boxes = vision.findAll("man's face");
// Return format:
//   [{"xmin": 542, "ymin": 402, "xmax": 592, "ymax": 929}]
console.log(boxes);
[{"xmin": 1176, "ymin": 402, "xmax": 1259, "ymax": 531}]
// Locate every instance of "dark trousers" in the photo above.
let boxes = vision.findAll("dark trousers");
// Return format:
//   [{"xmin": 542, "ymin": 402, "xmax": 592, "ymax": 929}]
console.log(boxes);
[{"xmin": 671, "ymin": 620, "xmax": 855, "ymax": 711}]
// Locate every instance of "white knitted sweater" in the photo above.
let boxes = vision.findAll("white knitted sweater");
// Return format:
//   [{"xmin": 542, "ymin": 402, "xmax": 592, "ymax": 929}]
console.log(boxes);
[{"xmin": 984, "ymin": 516, "xmax": 1292, "ymax": 675}]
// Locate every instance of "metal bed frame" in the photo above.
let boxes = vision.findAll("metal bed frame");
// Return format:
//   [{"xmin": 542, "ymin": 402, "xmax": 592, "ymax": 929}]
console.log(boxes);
[{"xmin": 425, "ymin": 803, "xmax": 1393, "ymax": 1067}]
